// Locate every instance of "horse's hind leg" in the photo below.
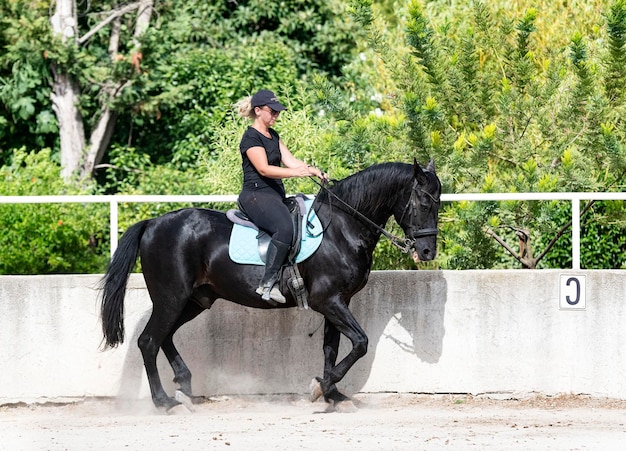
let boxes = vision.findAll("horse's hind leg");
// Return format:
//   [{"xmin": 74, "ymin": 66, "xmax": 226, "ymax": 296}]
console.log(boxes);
[
  {"xmin": 138, "ymin": 301, "xmax": 192, "ymax": 411},
  {"xmin": 161, "ymin": 302, "xmax": 205, "ymax": 403}
]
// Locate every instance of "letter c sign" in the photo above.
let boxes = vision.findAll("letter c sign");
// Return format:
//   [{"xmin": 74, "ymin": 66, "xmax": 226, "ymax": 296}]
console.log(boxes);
[{"xmin": 559, "ymin": 275, "xmax": 586, "ymax": 310}]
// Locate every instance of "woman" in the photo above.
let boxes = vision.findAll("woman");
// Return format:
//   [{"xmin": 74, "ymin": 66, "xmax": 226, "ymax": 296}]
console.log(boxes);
[{"xmin": 236, "ymin": 89, "xmax": 327, "ymax": 304}]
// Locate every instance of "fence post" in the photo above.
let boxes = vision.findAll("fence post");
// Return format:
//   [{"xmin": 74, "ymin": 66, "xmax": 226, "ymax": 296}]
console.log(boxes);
[
  {"xmin": 110, "ymin": 199, "xmax": 118, "ymax": 258},
  {"xmin": 571, "ymin": 197, "xmax": 580, "ymax": 270}
]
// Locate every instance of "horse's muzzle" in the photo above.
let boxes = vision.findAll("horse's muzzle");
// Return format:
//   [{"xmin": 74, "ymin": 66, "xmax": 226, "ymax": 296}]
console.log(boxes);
[
  {"xmin": 411, "ymin": 228, "xmax": 438, "ymax": 263},
  {"xmin": 413, "ymin": 246, "xmax": 436, "ymax": 263}
]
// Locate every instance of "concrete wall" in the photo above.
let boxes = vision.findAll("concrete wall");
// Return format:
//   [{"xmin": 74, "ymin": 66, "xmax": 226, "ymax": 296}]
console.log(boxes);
[{"xmin": 1, "ymin": 270, "xmax": 625, "ymax": 404}]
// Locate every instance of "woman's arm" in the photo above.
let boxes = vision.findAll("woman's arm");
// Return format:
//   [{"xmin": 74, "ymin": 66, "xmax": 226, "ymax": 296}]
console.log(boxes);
[
  {"xmin": 279, "ymin": 141, "xmax": 327, "ymax": 182},
  {"xmin": 247, "ymin": 143, "xmax": 326, "ymax": 181}
]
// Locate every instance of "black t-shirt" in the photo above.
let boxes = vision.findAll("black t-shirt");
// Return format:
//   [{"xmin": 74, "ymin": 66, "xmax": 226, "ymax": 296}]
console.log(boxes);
[{"xmin": 239, "ymin": 126, "xmax": 285, "ymax": 195}]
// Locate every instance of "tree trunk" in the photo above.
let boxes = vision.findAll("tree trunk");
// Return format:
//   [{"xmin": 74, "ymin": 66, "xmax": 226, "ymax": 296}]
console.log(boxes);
[
  {"xmin": 50, "ymin": 0, "xmax": 86, "ymax": 180},
  {"xmin": 83, "ymin": 107, "xmax": 118, "ymax": 177},
  {"xmin": 134, "ymin": 0, "xmax": 154, "ymax": 41},
  {"xmin": 51, "ymin": 73, "xmax": 86, "ymax": 180},
  {"xmin": 83, "ymin": 1, "xmax": 154, "ymax": 178},
  {"xmin": 50, "ymin": 0, "xmax": 154, "ymax": 180}
]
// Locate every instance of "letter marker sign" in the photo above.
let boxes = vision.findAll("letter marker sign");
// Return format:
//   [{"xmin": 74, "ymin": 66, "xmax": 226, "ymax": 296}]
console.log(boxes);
[{"xmin": 559, "ymin": 274, "xmax": 586, "ymax": 310}]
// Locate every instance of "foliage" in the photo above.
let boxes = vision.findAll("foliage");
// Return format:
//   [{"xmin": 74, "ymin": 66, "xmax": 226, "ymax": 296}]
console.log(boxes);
[
  {"xmin": 535, "ymin": 200, "xmax": 626, "ymax": 269},
  {"xmin": 0, "ymin": 0, "xmax": 59, "ymax": 165},
  {"xmin": 0, "ymin": 149, "xmax": 109, "ymax": 274},
  {"xmin": 351, "ymin": 0, "xmax": 626, "ymax": 269},
  {"xmin": 580, "ymin": 201, "xmax": 626, "ymax": 268},
  {"xmin": 0, "ymin": 0, "xmax": 363, "ymax": 177},
  {"xmin": 115, "ymin": 39, "xmax": 300, "ymax": 171},
  {"xmin": 152, "ymin": 0, "xmax": 360, "ymax": 77},
  {"xmin": 98, "ymin": 0, "xmax": 364, "ymax": 180},
  {"xmin": 1, "ymin": 0, "xmax": 626, "ymax": 273}
]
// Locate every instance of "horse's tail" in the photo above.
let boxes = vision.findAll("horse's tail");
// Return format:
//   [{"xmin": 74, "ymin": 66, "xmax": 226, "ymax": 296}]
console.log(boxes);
[{"xmin": 100, "ymin": 220, "xmax": 149, "ymax": 349}]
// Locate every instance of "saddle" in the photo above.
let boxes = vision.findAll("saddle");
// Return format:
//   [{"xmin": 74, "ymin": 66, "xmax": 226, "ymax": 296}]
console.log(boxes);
[{"xmin": 226, "ymin": 194, "xmax": 323, "ymax": 309}]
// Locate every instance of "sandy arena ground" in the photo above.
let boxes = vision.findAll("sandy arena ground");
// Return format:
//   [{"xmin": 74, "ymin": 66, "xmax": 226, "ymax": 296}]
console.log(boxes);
[{"xmin": 2, "ymin": 393, "xmax": 626, "ymax": 450}]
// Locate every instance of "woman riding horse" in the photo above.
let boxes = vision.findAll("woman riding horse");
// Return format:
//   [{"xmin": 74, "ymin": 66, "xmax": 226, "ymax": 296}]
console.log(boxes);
[
  {"xmin": 100, "ymin": 159, "xmax": 441, "ymax": 413},
  {"xmin": 235, "ymin": 89, "xmax": 327, "ymax": 304}
]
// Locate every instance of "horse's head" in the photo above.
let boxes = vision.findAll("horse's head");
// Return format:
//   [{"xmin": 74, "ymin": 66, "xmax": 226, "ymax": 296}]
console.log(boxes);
[{"xmin": 395, "ymin": 159, "xmax": 441, "ymax": 262}]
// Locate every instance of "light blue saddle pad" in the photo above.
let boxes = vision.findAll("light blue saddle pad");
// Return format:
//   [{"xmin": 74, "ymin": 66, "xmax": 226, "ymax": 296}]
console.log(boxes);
[{"xmin": 228, "ymin": 198, "xmax": 323, "ymax": 265}]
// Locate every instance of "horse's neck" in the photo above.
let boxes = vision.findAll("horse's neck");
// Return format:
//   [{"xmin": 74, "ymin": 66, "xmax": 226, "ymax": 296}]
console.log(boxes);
[
  {"xmin": 343, "ymin": 180, "xmax": 403, "ymax": 224},
  {"xmin": 321, "ymin": 182, "xmax": 401, "ymax": 246}
]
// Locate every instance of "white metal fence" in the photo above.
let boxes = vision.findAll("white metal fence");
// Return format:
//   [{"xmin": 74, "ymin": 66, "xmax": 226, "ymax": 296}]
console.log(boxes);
[{"xmin": 1, "ymin": 192, "xmax": 625, "ymax": 270}]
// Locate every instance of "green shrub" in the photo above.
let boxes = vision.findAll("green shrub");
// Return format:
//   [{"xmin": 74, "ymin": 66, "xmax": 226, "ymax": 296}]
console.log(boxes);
[{"xmin": 0, "ymin": 149, "xmax": 109, "ymax": 274}]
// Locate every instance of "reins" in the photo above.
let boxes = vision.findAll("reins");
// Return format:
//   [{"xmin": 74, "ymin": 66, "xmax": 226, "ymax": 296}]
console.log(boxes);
[{"xmin": 308, "ymin": 176, "xmax": 427, "ymax": 254}]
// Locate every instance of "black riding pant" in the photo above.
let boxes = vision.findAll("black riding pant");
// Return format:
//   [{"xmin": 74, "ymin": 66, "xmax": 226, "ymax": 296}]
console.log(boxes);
[{"xmin": 238, "ymin": 187, "xmax": 293, "ymax": 245}]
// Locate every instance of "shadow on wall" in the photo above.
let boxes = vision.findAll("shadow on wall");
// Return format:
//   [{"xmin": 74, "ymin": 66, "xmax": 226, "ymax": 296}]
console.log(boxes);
[
  {"xmin": 114, "ymin": 271, "xmax": 447, "ymax": 401},
  {"xmin": 339, "ymin": 270, "xmax": 448, "ymax": 393}
]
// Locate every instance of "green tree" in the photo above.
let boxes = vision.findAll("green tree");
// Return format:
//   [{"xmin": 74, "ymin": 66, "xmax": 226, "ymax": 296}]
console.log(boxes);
[
  {"xmin": 349, "ymin": 0, "xmax": 626, "ymax": 269},
  {"xmin": 0, "ymin": 1, "xmax": 57, "ymax": 165},
  {"xmin": 1, "ymin": 0, "xmax": 363, "ymax": 182},
  {"xmin": 99, "ymin": 0, "xmax": 364, "ymax": 188},
  {"xmin": 0, "ymin": 0, "xmax": 155, "ymax": 178}
]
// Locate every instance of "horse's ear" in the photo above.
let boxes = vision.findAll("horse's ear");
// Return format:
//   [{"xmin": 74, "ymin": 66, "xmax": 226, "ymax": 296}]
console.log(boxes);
[
  {"xmin": 413, "ymin": 158, "xmax": 428, "ymax": 185},
  {"xmin": 427, "ymin": 158, "xmax": 436, "ymax": 173}
]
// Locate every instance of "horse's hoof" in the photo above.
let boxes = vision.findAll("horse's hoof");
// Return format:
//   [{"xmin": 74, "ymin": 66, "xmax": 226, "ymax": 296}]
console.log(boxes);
[
  {"xmin": 167, "ymin": 403, "xmax": 192, "ymax": 415},
  {"xmin": 309, "ymin": 378, "xmax": 323, "ymax": 402},
  {"xmin": 334, "ymin": 399, "xmax": 358, "ymax": 413},
  {"xmin": 190, "ymin": 395, "xmax": 209, "ymax": 405},
  {"xmin": 175, "ymin": 390, "xmax": 196, "ymax": 412}
]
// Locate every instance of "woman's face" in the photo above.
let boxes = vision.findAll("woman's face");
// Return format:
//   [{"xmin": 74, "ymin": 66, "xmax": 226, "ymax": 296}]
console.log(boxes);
[{"xmin": 256, "ymin": 106, "xmax": 281, "ymax": 126}]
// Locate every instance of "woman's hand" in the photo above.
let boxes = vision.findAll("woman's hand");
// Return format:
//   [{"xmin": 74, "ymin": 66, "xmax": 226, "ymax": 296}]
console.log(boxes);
[
  {"xmin": 289, "ymin": 164, "xmax": 312, "ymax": 177},
  {"xmin": 307, "ymin": 165, "xmax": 329, "ymax": 183}
]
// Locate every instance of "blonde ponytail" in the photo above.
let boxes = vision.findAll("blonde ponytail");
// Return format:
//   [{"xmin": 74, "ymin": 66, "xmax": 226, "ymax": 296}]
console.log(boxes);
[{"xmin": 234, "ymin": 96, "xmax": 255, "ymax": 119}]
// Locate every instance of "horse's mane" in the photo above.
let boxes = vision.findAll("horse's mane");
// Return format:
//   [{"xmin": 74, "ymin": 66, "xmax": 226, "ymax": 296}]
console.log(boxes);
[{"xmin": 317, "ymin": 162, "xmax": 413, "ymax": 213}]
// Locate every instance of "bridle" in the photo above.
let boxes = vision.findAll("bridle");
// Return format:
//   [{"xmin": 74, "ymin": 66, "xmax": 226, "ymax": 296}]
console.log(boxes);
[
  {"xmin": 398, "ymin": 179, "xmax": 440, "ymax": 240},
  {"xmin": 309, "ymin": 177, "xmax": 440, "ymax": 254}
]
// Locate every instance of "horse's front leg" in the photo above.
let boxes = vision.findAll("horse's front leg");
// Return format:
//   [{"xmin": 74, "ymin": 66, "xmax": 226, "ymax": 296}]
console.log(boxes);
[
  {"xmin": 311, "ymin": 299, "xmax": 368, "ymax": 410},
  {"xmin": 311, "ymin": 319, "xmax": 350, "ymax": 405}
]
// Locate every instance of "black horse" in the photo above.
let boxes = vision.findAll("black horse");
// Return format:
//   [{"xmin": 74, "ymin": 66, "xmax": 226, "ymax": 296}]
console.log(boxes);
[{"xmin": 100, "ymin": 160, "xmax": 441, "ymax": 413}]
